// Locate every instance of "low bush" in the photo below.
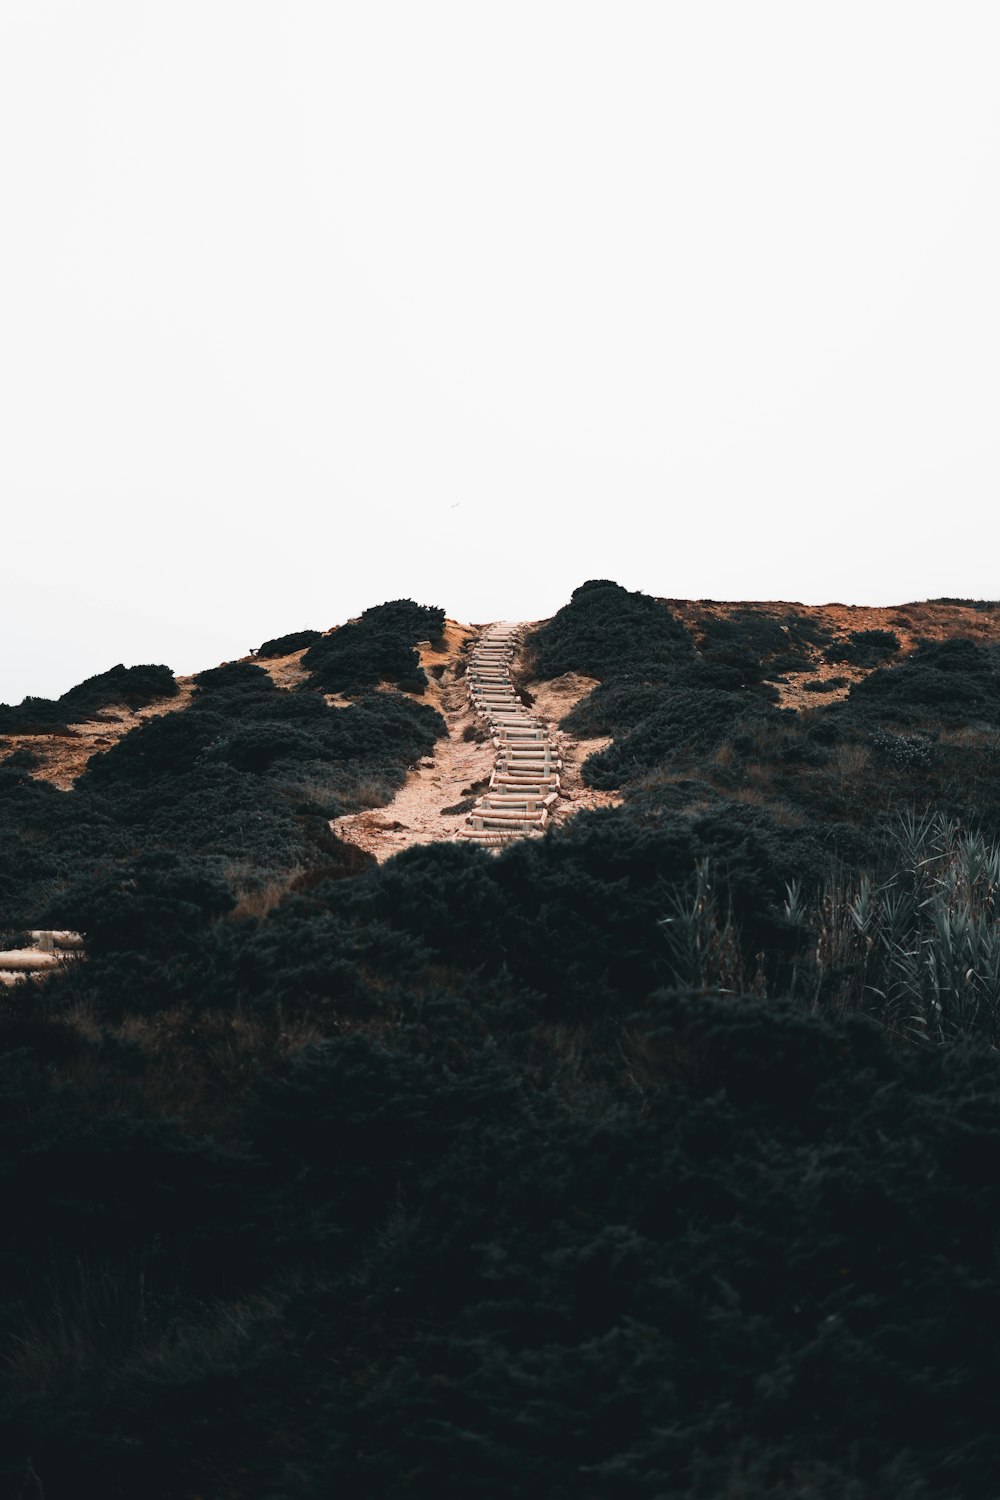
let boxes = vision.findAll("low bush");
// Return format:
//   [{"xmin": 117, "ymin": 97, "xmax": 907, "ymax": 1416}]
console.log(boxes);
[
  {"xmin": 192, "ymin": 661, "xmax": 277, "ymax": 694},
  {"xmin": 871, "ymin": 729, "xmax": 934, "ymax": 770},
  {"xmin": 928, "ymin": 597, "xmax": 1000, "ymax": 612},
  {"xmin": 697, "ymin": 609, "xmax": 811, "ymax": 667},
  {"xmin": 527, "ymin": 580, "xmax": 692, "ymax": 680},
  {"xmin": 0, "ymin": 664, "xmax": 177, "ymax": 733},
  {"xmin": 824, "ymin": 628, "xmax": 901, "ymax": 666},
  {"xmin": 582, "ymin": 689, "xmax": 782, "ymax": 789},
  {"xmin": 301, "ymin": 599, "xmax": 445, "ymax": 695},
  {"xmin": 256, "ymin": 628, "xmax": 323, "ymax": 658},
  {"xmin": 46, "ymin": 851, "xmax": 236, "ymax": 957},
  {"xmin": 0, "ymin": 747, "xmax": 42, "ymax": 769},
  {"xmin": 0, "ymin": 930, "xmax": 32, "ymax": 950},
  {"xmin": 845, "ymin": 638, "xmax": 1000, "ymax": 725}
]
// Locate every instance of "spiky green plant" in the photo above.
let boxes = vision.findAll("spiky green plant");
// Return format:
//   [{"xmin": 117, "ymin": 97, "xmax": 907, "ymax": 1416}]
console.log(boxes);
[
  {"xmin": 660, "ymin": 858, "xmax": 747, "ymax": 994},
  {"xmin": 806, "ymin": 811, "xmax": 1000, "ymax": 1044}
]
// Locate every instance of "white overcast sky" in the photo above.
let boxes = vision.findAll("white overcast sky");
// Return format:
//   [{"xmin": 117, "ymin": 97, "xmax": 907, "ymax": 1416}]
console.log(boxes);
[{"xmin": 1, "ymin": 2, "xmax": 998, "ymax": 701}]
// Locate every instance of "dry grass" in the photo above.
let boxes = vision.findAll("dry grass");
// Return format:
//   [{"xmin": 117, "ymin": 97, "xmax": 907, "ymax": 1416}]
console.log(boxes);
[
  {"xmin": 831, "ymin": 743, "xmax": 871, "ymax": 778},
  {"xmin": 50, "ymin": 1000, "xmax": 332, "ymax": 1131},
  {"xmin": 230, "ymin": 878, "xmax": 303, "ymax": 922}
]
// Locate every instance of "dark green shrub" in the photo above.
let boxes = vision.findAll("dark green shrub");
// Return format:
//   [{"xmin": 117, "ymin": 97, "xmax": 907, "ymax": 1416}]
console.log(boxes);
[
  {"xmin": 928, "ymin": 598, "xmax": 999, "ymax": 611},
  {"xmin": 301, "ymin": 599, "xmax": 444, "ymax": 695},
  {"xmin": 256, "ymin": 628, "xmax": 323, "ymax": 658},
  {"xmin": 193, "ymin": 661, "xmax": 276, "ymax": 694},
  {"xmin": 81, "ymin": 709, "xmax": 230, "ymax": 787},
  {"xmin": 846, "ymin": 638, "xmax": 1000, "ymax": 724},
  {"xmin": 46, "ymin": 851, "xmax": 235, "ymax": 957},
  {"xmin": 582, "ymin": 690, "xmax": 780, "ymax": 789},
  {"xmin": 527, "ymin": 580, "xmax": 692, "ymax": 680},
  {"xmin": 64, "ymin": 663, "xmax": 178, "ymax": 713},
  {"xmin": 697, "ymin": 609, "xmax": 810, "ymax": 667},
  {"xmin": 782, "ymin": 611, "xmax": 835, "ymax": 650},
  {"xmin": 0, "ymin": 929, "xmax": 32, "ymax": 951},
  {"xmin": 824, "ymin": 628, "xmax": 900, "ymax": 667},
  {"xmin": 871, "ymin": 729, "xmax": 934, "ymax": 770},
  {"xmin": 0, "ymin": 746, "xmax": 42, "ymax": 769},
  {"xmin": 0, "ymin": 665, "xmax": 177, "ymax": 734}
]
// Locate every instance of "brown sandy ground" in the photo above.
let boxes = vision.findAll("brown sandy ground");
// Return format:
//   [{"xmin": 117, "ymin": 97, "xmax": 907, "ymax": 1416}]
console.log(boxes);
[
  {"xmin": 666, "ymin": 598, "xmax": 1000, "ymax": 709},
  {"xmin": 329, "ymin": 626, "xmax": 625, "ymax": 862},
  {"xmin": 329, "ymin": 621, "xmax": 493, "ymax": 860},
  {"xmin": 0, "ymin": 685, "xmax": 197, "ymax": 790}
]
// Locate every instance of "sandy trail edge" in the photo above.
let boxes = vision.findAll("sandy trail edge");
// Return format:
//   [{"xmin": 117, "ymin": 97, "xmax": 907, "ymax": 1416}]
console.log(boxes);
[{"xmin": 329, "ymin": 625, "xmax": 621, "ymax": 863}]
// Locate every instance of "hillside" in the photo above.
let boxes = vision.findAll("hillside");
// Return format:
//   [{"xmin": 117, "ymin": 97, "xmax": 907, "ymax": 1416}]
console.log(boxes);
[
  {"xmin": 6, "ymin": 595, "xmax": 998, "ymax": 793},
  {"xmin": 2, "ymin": 582, "xmax": 1000, "ymax": 1498}
]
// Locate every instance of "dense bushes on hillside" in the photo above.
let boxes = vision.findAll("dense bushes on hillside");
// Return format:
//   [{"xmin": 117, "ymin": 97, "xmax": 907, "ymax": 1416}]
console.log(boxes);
[
  {"xmin": 583, "ymin": 688, "xmax": 783, "ymax": 789},
  {"xmin": 526, "ymin": 579, "xmax": 692, "ymax": 680},
  {"xmin": 824, "ymin": 627, "xmax": 900, "ymax": 666},
  {"xmin": 844, "ymin": 637, "xmax": 1000, "ymax": 724},
  {"xmin": 80, "ymin": 669, "xmax": 443, "ymax": 796},
  {"xmin": 695, "ymin": 608, "xmax": 815, "ymax": 678},
  {"xmin": 0, "ymin": 607, "xmax": 446, "ymax": 930},
  {"xmin": 256, "ymin": 627, "xmax": 323, "ymax": 657},
  {"xmin": 0, "ymin": 663, "xmax": 177, "ymax": 733},
  {"xmin": 302, "ymin": 599, "xmax": 446, "ymax": 695},
  {"xmin": 5, "ymin": 804, "xmax": 1000, "ymax": 1495},
  {"xmin": 928, "ymin": 597, "xmax": 999, "ymax": 611},
  {"xmin": 48, "ymin": 851, "xmax": 236, "ymax": 958}
]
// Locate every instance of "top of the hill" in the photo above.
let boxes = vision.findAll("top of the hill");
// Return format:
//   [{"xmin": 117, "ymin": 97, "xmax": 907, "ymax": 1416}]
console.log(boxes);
[
  {"xmin": 667, "ymin": 596, "xmax": 1000, "ymax": 709},
  {"xmin": 3, "ymin": 595, "xmax": 997, "ymax": 791}
]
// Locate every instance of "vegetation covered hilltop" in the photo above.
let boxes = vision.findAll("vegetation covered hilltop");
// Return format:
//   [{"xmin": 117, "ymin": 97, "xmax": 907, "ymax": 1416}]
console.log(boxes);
[{"xmin": 2, "ymin": 581, "xmax": 1000, "ymax": 1498}]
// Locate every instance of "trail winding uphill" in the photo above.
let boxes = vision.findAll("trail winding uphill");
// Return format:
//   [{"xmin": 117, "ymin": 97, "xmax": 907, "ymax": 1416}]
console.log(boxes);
[
  {"xmin": 457, "ymin": 623, "xmax": 560, "ymax": 845},
  {"xmin": 329, "ymin": 621, "xmax": 620, "ymax": 863}
]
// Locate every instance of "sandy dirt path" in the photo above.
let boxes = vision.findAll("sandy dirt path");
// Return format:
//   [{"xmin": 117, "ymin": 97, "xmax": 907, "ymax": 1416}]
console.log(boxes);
[
  {"xmin": 329, "ymin": 622, "xmax": 495, "ymax": 860},
  {"xmin": 330, "ymin": 625, "xmax": 621, "ymax": 862}
]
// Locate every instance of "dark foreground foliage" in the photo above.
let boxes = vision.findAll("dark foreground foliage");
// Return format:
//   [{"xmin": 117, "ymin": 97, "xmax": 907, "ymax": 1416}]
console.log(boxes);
[{"xmin": 2, "ymin": 585, "xmax": 1000, "ymax": 1497}]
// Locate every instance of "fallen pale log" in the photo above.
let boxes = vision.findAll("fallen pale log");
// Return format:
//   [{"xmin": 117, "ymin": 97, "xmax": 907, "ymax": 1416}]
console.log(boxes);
[{"xmin": 0, "ymin": 950, "xmax": 63, "ymax": 972}]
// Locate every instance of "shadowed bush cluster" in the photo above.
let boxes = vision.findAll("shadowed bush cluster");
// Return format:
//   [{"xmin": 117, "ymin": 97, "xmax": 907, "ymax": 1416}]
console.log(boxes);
[
  {"xmin": 844, "ymin": 638, "xmax": 1000, "ymax": 725},
  {"xmin": 302, "ymin": 599, "xmax": 446, "ymax": 695},
  {"xmin": 255, "ymin": 628, "xmax": 323, "ymax": 658},
  {"xmin": 824, "ymin": 627, "xmax": 901, "ymax": 667},
  {"xmin": 526, "ymin": 579, "xmax": 692, "ymax": 680},
  {"xmin": 0, "ymin": 608, "xmax": 446, "ymax": 930},
  {"xmin": 0, "ymin": 664, "xmax": 177, "ymax": 733}
]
